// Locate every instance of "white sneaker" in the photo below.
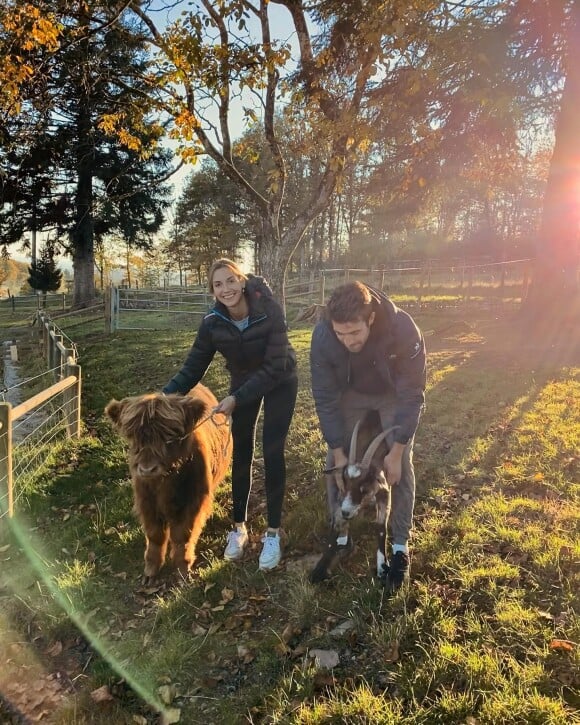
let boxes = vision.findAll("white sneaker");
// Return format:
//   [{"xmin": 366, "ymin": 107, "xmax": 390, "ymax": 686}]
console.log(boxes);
[
  {"xmin": 259, "ymin": 532, "xmax": 281, "ymax": 570},
  {"xmin": 224, "ymin": 529, "xmax": 248, "ymax": 560}
]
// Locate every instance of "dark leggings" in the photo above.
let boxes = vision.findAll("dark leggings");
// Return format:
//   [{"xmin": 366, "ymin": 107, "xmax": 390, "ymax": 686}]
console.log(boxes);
[{"xmin": 230, "ymin": 377, "xmax": 298, "ymax": 529}]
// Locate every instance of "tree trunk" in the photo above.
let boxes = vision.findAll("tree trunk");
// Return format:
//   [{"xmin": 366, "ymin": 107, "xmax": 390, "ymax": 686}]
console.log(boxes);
[
  {"xmin": 71, "ymin": 8, "xmax": 96, "ymax": 309},
  {"xmin": 258, "ymin": 213, "xmax": 311, "ymax": 312},
  {"xmin": 524, "ymin": 0, "xmax": 580, "ymax": 319}
]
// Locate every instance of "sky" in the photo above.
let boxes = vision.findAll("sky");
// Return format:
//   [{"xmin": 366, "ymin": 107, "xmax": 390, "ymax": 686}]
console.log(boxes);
[{"xmin": 14, "ymin": 1, "xmax": 299, "ymax": 269}]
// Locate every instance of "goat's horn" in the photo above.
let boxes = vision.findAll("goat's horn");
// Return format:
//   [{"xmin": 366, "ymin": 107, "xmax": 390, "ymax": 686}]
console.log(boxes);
[
  {"xmin": 348, "ymin": 419, "xmax": 362, "ymax": 465},
  {"xmin": 360, "ymin": 425, "xmax": 399, "ymax": 469}
]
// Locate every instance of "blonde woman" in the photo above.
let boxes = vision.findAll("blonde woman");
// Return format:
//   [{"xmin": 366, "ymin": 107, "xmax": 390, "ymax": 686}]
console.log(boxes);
[{"xmin": 163, "ymin": 259, "xmax": 297, "ymax": 570}]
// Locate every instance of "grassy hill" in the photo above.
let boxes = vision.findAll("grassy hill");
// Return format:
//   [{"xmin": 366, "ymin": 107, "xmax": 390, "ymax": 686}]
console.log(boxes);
[{"xmin": 0, "ymin": 309, "xmax": 578, "ymax": 724}]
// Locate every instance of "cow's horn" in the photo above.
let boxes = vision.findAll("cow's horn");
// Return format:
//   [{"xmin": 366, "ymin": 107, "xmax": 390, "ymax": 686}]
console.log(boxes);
[
  {"xmin": 360, "ymin": 425, "xmax": 399, "ymax": 469},
  {"xmin": 348, "ymin": 419, "xmax": 362, "ymax": 465}
]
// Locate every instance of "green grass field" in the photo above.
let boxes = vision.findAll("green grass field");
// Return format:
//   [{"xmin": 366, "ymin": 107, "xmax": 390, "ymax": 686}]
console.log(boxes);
[{"xmin": 0, "ymin": 308, "xmax": 578, "ymax": 724}]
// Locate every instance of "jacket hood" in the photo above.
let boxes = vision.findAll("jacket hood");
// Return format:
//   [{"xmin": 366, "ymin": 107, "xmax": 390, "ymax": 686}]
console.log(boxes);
[{"xmin": 245, "ymin": 274, "xmax": 273, "ymax": 299}]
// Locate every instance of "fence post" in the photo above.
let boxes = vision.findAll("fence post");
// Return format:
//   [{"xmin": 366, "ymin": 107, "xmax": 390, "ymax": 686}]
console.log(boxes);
[
  {"xmin": 521, "ymin": 262, "xmax": 531, "ymax": 303},
  {"xmin": 498, "ymin": 263, "xmax": 506, "ymax": 306},
  {"xmin": 64, "ymin": 358, "xmax": 82, "ymax": 438},
  {"xmin": 319, "ymin": 273, "xmax": 326, "ymax": 305},
  {"xmin": 104, "ymin": 286, "xmax": 111, "ymax": 333},
  {"xmin": 417, "ymin": 264, "xmax": 427, "ymax": 306},
  {"xmin": 465, "ymin": 266, "xmax": 473, "ymax": 303},
  {"xmin": 111, "ymin": 286, "xmax": 119, "ymax": 332},
  {"xmin": 52, "ymin": 333, "xmax": 63, "ymax": 381},
  {"xmin": 0, "ymin": 403, "xmax": 13, "ymax": 518},
  {"xmin": 61, "ymin": 346, "xmax": 75, "ymax": 380}
]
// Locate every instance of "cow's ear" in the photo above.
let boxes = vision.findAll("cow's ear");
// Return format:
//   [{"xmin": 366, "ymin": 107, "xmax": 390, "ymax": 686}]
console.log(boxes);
[
  {"xmin": 180, "ymin": 397, "xmax": 207, "ymax": 430},
  {"xmin": 105, "ymin": 399, "xmax": 126, "ymax": 426}
]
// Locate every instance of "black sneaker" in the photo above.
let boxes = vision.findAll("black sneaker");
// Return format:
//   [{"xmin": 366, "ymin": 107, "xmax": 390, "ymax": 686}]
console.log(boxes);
[{"xmin": 386, "ymin": 551, "xmax": 410, "ymax": 593}]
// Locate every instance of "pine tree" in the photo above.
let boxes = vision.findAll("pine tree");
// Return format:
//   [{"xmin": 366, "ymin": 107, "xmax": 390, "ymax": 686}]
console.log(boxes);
[
  {"xmin": 27, "ymin": 243, "xmax": 63, "ymax": 306},
  {"xmin": 2, "ymin": 1, "xmax": 173, "ymax": 307}
]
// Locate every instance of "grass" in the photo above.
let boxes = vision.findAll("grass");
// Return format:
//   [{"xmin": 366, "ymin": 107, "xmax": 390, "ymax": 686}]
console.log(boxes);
[{"xmin": 0, "ymin": 307, "xmax": 578, "ymax": 724}]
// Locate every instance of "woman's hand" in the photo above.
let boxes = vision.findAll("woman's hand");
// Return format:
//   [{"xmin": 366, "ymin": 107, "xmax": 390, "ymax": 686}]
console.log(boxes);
[{"xmin": 214, "ymin": 395, "xmax": 237, "ymax": 416}]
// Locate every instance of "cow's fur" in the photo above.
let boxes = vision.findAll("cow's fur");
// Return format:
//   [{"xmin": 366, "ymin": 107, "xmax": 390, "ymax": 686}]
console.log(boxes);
[
  {"xmin": 310, "ymin": 411, "xmax": 397, "ymax": 583},
  {"xmin": 105, "ymin": 385, "xmax": 232, "ymax": 582}
]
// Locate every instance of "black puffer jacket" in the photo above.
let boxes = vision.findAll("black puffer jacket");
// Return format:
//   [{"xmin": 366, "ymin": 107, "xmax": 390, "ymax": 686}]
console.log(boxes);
[
  {"xmin": 163, "ymin": 275, "xmax": 297, "ymax": 405},
  {"xmin": 310, "ymin": 285, "xmax": 426, "ymax": 448}
]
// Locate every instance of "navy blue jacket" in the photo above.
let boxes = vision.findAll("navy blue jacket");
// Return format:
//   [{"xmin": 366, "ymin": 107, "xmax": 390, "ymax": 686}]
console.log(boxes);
[
  {"xmin": 163, "ymin": 275, "xmax": 297, "ymax": 405},
  {"xmin": 310, "ymin": 286, "xmax": 426, "ymax": 448}
]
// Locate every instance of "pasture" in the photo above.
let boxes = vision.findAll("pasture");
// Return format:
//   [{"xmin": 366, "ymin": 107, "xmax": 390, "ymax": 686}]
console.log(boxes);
[{"xmin": 0, "ymin": 308, "xmax": 578, "ymax": 724}]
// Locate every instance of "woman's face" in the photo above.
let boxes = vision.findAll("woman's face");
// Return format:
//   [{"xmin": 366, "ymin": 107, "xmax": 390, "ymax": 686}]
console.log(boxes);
[{"xmin": 211, "ymin": 266, "xmax": 245, "ymax": 311}]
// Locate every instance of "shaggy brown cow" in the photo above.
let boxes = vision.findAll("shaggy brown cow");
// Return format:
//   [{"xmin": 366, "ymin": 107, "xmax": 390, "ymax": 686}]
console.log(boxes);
[{"xmin": 105, "ymin": 384, "xmax": 232, "ymax": 582}]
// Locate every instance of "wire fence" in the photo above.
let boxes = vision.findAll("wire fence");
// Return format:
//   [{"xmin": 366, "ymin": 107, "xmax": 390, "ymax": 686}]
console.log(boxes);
[
  {"xmin": 0, "ymin": 314, "xmax": 81, "ymax": 521},
  {"xmin": 103, "ymin": 258, "xmax": 533, "ymax": 331}
]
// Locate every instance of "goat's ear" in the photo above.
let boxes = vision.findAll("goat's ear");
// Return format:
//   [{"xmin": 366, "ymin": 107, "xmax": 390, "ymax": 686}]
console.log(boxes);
[{"xmin": 104, "ymin": 399, "xmax": 126, "ymax": 426}]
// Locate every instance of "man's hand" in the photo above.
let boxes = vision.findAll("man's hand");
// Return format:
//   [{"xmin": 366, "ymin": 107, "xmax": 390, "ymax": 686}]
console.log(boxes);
[
  {"xmin": 214, "ymin": 395, "xmax": 236, "ymax": 416},
  {"xmin": 330, "ymin": 447, "xmax": 348, "ymax": 495},
  {"xmin": 383, "ymin": 442, "xmax": 406, "ymax": 486}
]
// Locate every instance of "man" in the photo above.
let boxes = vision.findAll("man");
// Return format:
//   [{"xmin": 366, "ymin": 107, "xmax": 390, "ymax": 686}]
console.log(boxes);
[{"xmin": 310, "ymin": 281, "xmax": 426, "ymax": 592}]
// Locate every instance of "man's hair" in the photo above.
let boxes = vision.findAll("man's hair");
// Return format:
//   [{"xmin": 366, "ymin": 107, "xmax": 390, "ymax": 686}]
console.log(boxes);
[
  {"xmin": 326, "ymin": 281, "xmax": 374, "ymax": 324},
  {"xmin": 207, "ymin": 258, "xmax": 247, "ymax": 293}
]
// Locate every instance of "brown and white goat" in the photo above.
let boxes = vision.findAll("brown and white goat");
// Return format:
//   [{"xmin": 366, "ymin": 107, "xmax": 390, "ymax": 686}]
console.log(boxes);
[{"xmin": 310, "ymin": 416, "xmax": 398, "ymax": 583}]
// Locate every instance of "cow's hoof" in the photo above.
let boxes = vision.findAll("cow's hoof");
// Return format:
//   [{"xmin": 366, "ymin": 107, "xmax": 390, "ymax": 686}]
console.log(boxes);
[{"xmin": 141, "ymin": 573, "xmax": 160, "ymax": 587}]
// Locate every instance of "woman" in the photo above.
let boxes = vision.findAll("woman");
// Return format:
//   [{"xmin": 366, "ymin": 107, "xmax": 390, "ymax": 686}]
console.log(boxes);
[{"xmin": 163, "ymin": 259, "xmax": 298, "ymax": 570}]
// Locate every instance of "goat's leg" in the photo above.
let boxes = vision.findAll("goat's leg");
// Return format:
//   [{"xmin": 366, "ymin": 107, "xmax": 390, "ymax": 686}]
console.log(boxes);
[
  {"xmin": 310, "ymin": 478, "xmax": 352, "ymax": 583},
  {"xmin": 375, "ymin": 485, "xmax": 391, "ymax": 581}
]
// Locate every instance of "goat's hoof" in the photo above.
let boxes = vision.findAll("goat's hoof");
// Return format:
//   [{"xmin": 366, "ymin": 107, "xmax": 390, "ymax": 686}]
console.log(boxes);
[
  {"xmin": 376, "ymin": 563, "xmax": 389, "ymax": 584},
  {"xmin": 310, "ymin": 566, "xmax": 332, "ymax": 584}
]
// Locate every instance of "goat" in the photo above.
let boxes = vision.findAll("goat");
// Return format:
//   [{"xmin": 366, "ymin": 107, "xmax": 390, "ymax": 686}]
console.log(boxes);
[{"xmin": 310, "ymin": 415, "xmax": 398, "ymax": 583}]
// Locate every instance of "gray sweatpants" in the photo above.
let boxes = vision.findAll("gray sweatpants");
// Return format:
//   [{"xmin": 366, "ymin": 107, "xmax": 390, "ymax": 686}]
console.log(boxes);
[{"xmin": 325, "ymin": 388, "xmax": 416, "ymax": 546}]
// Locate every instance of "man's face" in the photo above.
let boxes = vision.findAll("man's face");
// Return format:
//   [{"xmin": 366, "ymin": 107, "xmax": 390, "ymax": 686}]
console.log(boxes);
[{"xmin": 331, "ymin": 312, "xmax": 375, "ymax": 353}]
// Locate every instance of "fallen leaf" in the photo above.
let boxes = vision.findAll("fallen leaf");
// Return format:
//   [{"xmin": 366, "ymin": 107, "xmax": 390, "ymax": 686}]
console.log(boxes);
[
  {"xmin": 90, "ymin": 685, "xmax": 114, "ymax": 703},
  {"xmin": 0, "ymin": 544, "xmax": 10, "ymax": 553},
  {"xmin": 281, "ymin": 623, "xmax": 299, "ymax": 643},
  {"xmin": 549, "ymin": 639, "xmax": 575, "ymax": 652},
  {"xmin": 158, "ymin": 684, "xmax": 176, "ymax": 704},
  {"xmin": 220, "ymin": 587, "xmax": 234, "ymax": 603},
  {"xmin": 313, "ymin": 672, "xmax": 335, "ymax": 689},
  {"xmin": 46, "ymin": 641, "xmax": 63, "ymax": 657},
  {"xmin": 191, "ymin": 623, "xmax": 207, "ymax": 636},
  {"xmin": 161, "ymin": 708, "xmax": 181, "ymax": 724}
]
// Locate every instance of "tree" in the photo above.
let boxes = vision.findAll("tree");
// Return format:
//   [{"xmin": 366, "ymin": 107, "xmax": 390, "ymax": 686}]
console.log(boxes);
[
  {"xmin": 27, "ymin": 242, "xmax": 63, "ymax": 304},
  {"xmin": 125, "ymin": 0, "xmax": 463, "ymax": 302},
  {"xmin": 524, "ymin": 0, "xmax": 580, "ymax": 314},
  {"xmin": 1, "ymin": 1, "xmax": 173, "ymax": 307}
]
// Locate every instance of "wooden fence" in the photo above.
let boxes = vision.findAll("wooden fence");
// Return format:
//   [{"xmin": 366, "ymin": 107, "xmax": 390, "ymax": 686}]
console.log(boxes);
[{"xmin": 0, "ymin": 312, "xmax": 82, "ymax": 519}]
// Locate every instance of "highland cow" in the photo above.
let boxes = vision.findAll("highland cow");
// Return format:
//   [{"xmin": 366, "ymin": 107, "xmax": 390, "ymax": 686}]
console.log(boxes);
[{"xmin": 105, "ymin": 385, "xmax": 232, "ymax": 582}]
